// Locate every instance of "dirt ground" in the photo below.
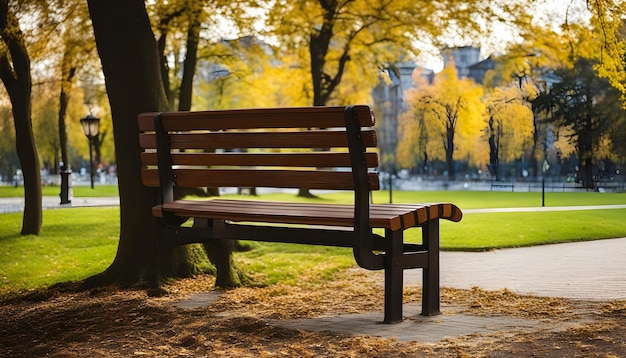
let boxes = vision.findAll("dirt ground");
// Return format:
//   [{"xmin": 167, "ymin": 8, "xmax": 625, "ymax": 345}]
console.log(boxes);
[{"xmin": 1, "ymin": 270, "xmax": 625, "ymax": 357}]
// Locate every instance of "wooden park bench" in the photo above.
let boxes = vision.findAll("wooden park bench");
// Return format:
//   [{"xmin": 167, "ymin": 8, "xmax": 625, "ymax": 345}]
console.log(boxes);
[{"xmin": 138, "ymin": 105, "xmax": 462, "ymax": 323}]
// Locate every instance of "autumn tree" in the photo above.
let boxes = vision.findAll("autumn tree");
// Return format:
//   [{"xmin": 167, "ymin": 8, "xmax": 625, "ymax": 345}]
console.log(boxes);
[
  {"xmin": 56, "ymin": 3, "xmax": 96, "ymax": 178},
  {"xmin": 611, "ymin": 114, "xmax": 626, "ymax": 162},
  {"xmin": 396, "ymin": 68, "xmax": 431, "ymax": 173},
  {"xmin": 267, "ymin": 0, "xmax": 533, "ymax": 105},
  {"xmin": 484, "ymin": 85, "xmax": 535, "ymax": 180},
  {"xmin": 535, "ymin": 58, "xmax": 624, "ymax": 188},
  {"xmin": 485, "ymin": 39, "xmax": 567, "ymax": 180},
  {"xmin": 0, "ymin": 0, "xmax": 42, "ymax": 234},
  {"xmin": 149, "ymin": 0, "xmax": 257, "ymax": 111},
  {"xmin": 0, "ymin": 103, "xmax": 18, "ymax": 182},
  {"xmin": 150, "ymin": 0, "xmax": 204, "ymax": 111},
  {"xmin": 86, "ymin": 0, "xmax": 252, "ymax": 290},
  {"xmin": 584, "ymin": 0, "xmax": 626, "ymax": 101},
  {"xmin": 265, "ymin": 0, "xmax": 533, "ymax": 192},
  {"xmin": 403, "ymin": 62, "xmax": 486, "ymax": 180}
]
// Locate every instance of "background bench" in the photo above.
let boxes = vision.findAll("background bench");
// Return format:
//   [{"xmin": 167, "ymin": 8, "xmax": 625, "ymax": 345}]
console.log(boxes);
[{"xmin": 138, "ymin": 105, "xmax": 462, "ymax": 323}]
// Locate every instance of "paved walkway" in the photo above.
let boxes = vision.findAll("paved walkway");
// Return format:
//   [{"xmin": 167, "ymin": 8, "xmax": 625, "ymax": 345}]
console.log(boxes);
[
  {"xmin": 179, "ymin": 236, "xmax": 625, "ymax": 342},
  {"xmin": 421, "ymin": 237, "xmax": 626, "ymax": 301},
  {"xmin": 4, "ymin": 197, "xmax": 626, "ymax": 342},
  {"xmin": 0, "ymin": 196, "xmax": 120, "ymax": 214}
]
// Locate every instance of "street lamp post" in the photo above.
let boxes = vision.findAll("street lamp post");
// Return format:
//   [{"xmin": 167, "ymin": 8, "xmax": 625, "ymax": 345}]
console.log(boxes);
[
  {"xmin": 59, "ymin": 163, "xmax": 72, "ymax": 204},
  {"xmin": 80, "ymin": 114, "xmax": 100, "ymax": 189},
  {"xmin": 542, "ymin": 159, "xmax": 550, "ymax": 207}
]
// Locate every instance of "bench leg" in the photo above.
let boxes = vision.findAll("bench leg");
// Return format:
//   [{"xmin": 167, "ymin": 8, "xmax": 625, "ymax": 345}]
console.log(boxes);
[
  {"xmin": 421, "ymin": 219, "xmax": 441, "ymax": 316},
  {"xmin": 383, "ymin": 228, "xmax": 404, "ymax": 324}
]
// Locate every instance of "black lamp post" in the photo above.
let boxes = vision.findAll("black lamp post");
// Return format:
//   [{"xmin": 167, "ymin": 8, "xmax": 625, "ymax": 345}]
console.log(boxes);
[
  {"xmin": 59, "ymin": 164, "xmax": 72, "ymax": 204},
  {"xmin": 80, "ymin": 114, "xmax": 100, "ymax": 189}
]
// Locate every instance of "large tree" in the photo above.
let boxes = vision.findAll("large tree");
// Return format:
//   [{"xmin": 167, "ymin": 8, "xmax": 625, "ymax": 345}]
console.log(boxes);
[
  {"xmin": 484, "ymin": 85, "xmax": 534, "ymax": 180},
  {"xmin": 86, "ymin": 0, "xmax": 167, "ymax": 285},
  {"xmin": 267, "ymin": 0, "xmax": 533, "ymax": 107},
  {"xmin": 86, "ymin": 0, "xmax": 248, "ymax": 289},
  {"xmin": 56, "ymin": 2, "xmax": 96, "ymax": 203},
  {"xmin": 403, "ymin": 63, "xmax": 486, "ymax": 180},
  {"xmin": 536, "ymin": 58, "xmax": 624, "ymax": 188},
  {"xmin": 0, "ymin": 0, "xmax": 42, "ymax": 235},
  {"xmin": 585, "ymin": 0, "xmax": 626, "ymax": 101},
  {"xmin": 266, "ymin": 0, "xmax": 532, "ymax": 193}
]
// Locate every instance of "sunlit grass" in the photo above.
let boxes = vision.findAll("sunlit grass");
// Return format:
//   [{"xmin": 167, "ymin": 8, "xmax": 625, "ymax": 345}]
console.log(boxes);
[
  {"xmin": 439, "ymin": 209, "xmax": 626, "ymax": 250},
  {"xmin": 0, "ymin": 207, "xmax": 119, "ymax": 296},
  {"xmin": 1, "ymin": 190, "xmax": 625, "ymax": 296}
]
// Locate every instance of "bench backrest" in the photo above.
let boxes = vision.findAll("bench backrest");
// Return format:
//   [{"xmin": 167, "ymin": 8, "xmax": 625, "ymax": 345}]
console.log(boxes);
[{"xmin": 137, "ymin": 105, "xmax": 380, "ymax": 193}]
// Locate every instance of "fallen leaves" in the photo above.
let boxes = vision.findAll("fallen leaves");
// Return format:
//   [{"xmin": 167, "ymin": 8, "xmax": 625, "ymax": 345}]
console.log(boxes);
[{"xmin": 0, "ymin": 269, "xmax": 624, "ymax": 357}]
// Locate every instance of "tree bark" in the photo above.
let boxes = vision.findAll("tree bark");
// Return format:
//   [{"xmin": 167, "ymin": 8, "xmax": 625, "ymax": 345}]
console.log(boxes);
[
  {"xmin": 86, "ymin": 0, "xmax": 239, "ymax": 289},
  {"xmin": 58, "ymin": 58, "xmax": 75, "ymax": 170},
  {"xmin": 446, "ymin": 123, "xmax": 456, "ymax": 181},
  {"xmin": 0, "ymin": 0, "xmax": 42, "ymax": 235},
  {"xmin": 488, "ymin": 116, "xmax": 501, "ymax": 181},
  {"xmin": 87, "ymin": 0, "xmax": 166, "ymax": 284},
  {"xmin": 178, "ymin": 9, "xmax": 200, "ymax": 112}
]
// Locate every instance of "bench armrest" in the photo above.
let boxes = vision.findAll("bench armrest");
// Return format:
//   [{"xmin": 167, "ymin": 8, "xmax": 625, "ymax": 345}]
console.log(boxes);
[{"xmin": 345, "ymin": 106, "xmax": 384, "ymax": 270}]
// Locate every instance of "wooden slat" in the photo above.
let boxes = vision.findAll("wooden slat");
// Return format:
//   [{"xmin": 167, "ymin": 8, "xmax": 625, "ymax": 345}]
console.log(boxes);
[
  {"xmin": 139, "ymin": 130, "xmax": 377, "ymax": 150},
  {"xmin": 138, "ymin": 105, "xmax": 374, "ymax": 132},
  {"xmin": 140, "ymin": 152, "xmax": 379, "ymax": 168},
  {"xmin": 141, "ymin": 169, "xmax": 380, "ymax": 190},
  {"xmin": 154, "ymin": 199, "xmax": 462, "ymax": 231}
]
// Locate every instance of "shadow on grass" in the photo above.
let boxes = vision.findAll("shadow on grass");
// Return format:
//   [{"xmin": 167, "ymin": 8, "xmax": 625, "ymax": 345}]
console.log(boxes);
[{"xmin": 0, "ymin": 233, "xmax": 22, "ymax": 242}]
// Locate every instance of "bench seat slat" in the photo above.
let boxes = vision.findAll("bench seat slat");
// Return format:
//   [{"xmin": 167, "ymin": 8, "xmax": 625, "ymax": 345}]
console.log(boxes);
[
  {"xmin": 138, "ymin": 105, "xmax": 374, "ymax": 132},
  {"xmin": 153, "ymin": 199, "xmax": 462, "ymax": 231},
  {"xmin": 140, "ymin": 152, "xmax": 379, "ymax": 168},
  {"xmin": 139, "ymin": 130, "xmax": 377, "ymax": 150},
  {"xmin": 141, "ymin": 169, "xmax": 380, "ymax": 190}
]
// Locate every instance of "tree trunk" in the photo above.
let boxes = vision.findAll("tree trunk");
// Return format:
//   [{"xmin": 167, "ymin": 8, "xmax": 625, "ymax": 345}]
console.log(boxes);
[
  {"xmin": 178, "ymin": 9, "xmax": 200, "ymax": 112},
  {"xmin": 0, "ymin": 1, "xmax": 42, "ymax": 235},
  {"xmin": 87, "ymin": 0, "xmax": 163, "ymax": 285},
  {"xmin": 578, "ymin": 117, "xmax": 595, "ymax": 190},
  {"xmin": 87, "ymin": 0, "xmax": 242, "ymax": 289},
  {"xmin": 528, "ymin": 118, "xmax": 539, "ymax": 179},
  {"xmin": 303, "ymin": 3, "xmax": 350, "ymax": 198},
  {"xmin": 488, "ymin": 116, "xmax": 501, "ymax": 181},
  {"xmin": 157, "ymin": 31, "xmax": 174, "ymax": 109},
  {"xmin": 580, "ymin": 157, "xmax": 595, "ymax": 190},
  {"xmin": 86, "ymin": 0, "xmax": 224, "ymax": 289},
  {"xmin": 446, "ymin": 125, "xmax": 456, "ymax": 181},
  {"xmin": 58, "ymin": 60, "xmax": 75, "ymax": 170},
  {"xmin": 204, "ymin": 240, "xmax": 249, "ymax": 288},
  {"xmin": 57, "ymin": 52, "xmax": 75, "ymax": 205}
]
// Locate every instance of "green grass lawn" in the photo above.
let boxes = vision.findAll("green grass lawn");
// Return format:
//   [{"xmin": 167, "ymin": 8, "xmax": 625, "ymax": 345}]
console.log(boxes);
[
  {"xmin": 0, "ymin": 207, "xmax": 120, "ymax": 296},
  {"xmin": 214, "ymin": 190, "xmax": 626, "ymax": 208},
  {"xmin": 1, "ymin": 190, "xmax": 625, "ymax": 296},
  {"xmin": 0, "ymin": 185, "xmax": 119, "ymax": 198}
]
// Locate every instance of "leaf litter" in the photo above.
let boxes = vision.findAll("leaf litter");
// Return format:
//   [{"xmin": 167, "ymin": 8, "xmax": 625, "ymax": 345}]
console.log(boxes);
[{"xmin": 0, "ymin": 269, "xmax": 624, "ymax": 357}]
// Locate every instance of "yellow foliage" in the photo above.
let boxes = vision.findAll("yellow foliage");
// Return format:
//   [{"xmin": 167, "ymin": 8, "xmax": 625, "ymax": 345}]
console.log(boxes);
[
  {"xmin": 552, "ymin": 124, "xmax": 575, "ymax": 160},
  {"xmin": 402, "ymin": 62, "xmax": 486, "ymax": 168},
  {"xmin": 586, "ymin": 0, "xmax": 626, "ymax": 101},
  {"xmin": 484, "ymin": 85, "xmax": 534, "ymax": 163},
  {"xmin": 396, "ymin": 110, "xmax": 424, "ymax": 168}
]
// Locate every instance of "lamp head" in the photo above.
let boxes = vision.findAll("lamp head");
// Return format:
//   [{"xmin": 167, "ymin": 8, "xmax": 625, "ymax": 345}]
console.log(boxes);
[{"xmin": 80, "ymin": 114, "xmax": 100, "ymax": 139}]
